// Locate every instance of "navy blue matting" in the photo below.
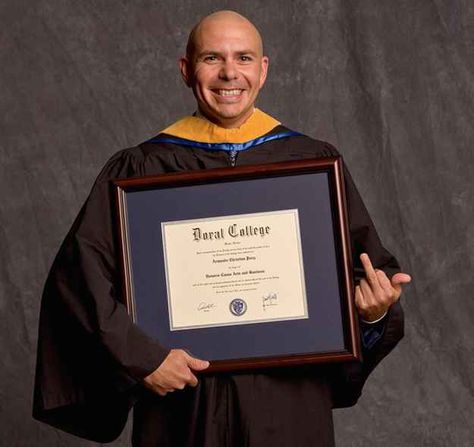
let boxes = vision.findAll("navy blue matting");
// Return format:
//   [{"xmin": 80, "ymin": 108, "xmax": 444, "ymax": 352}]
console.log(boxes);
[{"xmin": 125, "ymin": 171, "xmax": 345, "ymax": 360}]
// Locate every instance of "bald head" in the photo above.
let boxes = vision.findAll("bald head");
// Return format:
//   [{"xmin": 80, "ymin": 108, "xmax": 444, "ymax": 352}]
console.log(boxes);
[
  {"xmin": 186, "ymin": 10, "xmax": 264, "ymax": 61},
  {"xmin": 179, "ymin": 10, "xmax": 269, "ymax": 128}
]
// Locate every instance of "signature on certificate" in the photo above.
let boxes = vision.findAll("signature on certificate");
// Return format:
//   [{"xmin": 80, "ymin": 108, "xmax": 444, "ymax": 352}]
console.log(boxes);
[
  {"xmin": 197, "ymin": 302, "xmax": 216, "ymax": 312},
  {"xmin": 262, "ymin": 292, "xmax": 278, "ymax": 311}
]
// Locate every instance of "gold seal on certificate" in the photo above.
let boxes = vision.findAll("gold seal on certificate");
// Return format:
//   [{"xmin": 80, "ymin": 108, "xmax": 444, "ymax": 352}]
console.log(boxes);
[{"xmin": 161, "ymin": 209, "xmax": 308, "ymax": 331}]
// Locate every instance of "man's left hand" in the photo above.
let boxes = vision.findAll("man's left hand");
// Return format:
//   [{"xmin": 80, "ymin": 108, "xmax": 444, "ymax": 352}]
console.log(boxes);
[{"xmin": 355, "ymin": 253, "xmax": 411, "ymax": 322}]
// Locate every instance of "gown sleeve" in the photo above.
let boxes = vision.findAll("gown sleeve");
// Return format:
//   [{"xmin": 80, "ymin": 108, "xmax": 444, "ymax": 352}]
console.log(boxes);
[
  {"xmin": 33, "ymin": 149, "xmax": 170, "ymax": 442},
  {"xmin": 330, "ymin": 163, "xmax": 405, "ymax": 408}
]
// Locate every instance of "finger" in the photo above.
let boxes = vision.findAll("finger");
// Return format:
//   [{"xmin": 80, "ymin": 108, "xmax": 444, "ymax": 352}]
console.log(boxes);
[
  {"xmin": 144, "ymin": 378, "xmax": 173, "ymax": 395},
  {"xmin": 160, "ymin": 387, "xmax": 175, "ymax": 394},
  {"xmin": 360, "ymin": 253, "xmax": 376, "ymax": 280},
  {"xmin": 155, "ymin": 385, "xmax": 170, "ymax": 396},
  {"xmin": 391, "ymin": 272, "xmax": 412, "ymax": 297},
  {"xmin": 375, "ymin": 269, "xmax": 401, "ymax": 306},
  {"xmin": 375, "ymin": 269, "xmax": 393, "ymax": 295},
  {"xmin": 354, "ymin": 285, "xmax": 366, "ymax": 311},
  {"xmin": 186, "ymin": 372, "xmax": 199, "ymax": 387},
  {"xmin": 360, "ymin": 278, "xmax": 375, "ymax": 305},
  {"xmin": 184, "ymin": 353, "xmax": 210, "ymax": 371},
  {"xmin": 360, "ymin": 253, "xmax": 383, "ymax": 293},
  {"xmin": 391, "ymin": 272, "xmax": 412, "ymax": 286}
]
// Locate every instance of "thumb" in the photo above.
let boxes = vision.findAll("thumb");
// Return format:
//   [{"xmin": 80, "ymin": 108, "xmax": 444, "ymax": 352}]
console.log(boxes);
[
  {"xmin": 185, "ymin": 353, "xmax": 210, "ymax": 371},
  {"xmin": 391, "ymin": 272, "xmax": 412, "ymax": 292}
]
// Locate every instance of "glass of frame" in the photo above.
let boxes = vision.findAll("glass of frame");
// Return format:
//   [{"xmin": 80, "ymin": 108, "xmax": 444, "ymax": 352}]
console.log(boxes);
[{"xmin": 113, "ymin": 157, "xmax": 361, "ymax": 373}]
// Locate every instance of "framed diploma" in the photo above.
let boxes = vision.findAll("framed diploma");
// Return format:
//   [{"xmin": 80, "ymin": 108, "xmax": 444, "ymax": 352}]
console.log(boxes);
[{"xmin": 114, "ymin": 157, "xmax": 361, "ymax": 373}]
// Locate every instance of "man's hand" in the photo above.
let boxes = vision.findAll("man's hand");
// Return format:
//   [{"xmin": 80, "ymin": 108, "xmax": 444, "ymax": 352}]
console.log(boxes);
[
  {"xmin": 143, "ymin": 349, "xmax": 210, "ymax": 396},
  {"xmin": 355, "ymin": 253, "xmax": 411, "ymax": 322}
]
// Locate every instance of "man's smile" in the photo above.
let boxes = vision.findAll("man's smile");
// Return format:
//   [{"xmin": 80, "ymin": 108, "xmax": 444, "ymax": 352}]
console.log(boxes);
[{"xmin": 212, "ymin": 88, "xmax": 245, "ymax": 97}]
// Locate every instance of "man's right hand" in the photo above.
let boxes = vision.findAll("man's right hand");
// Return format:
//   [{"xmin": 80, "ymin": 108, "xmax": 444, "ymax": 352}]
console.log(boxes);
[{"xmin": 143, "ymin": 349, "xmax": 210, "ymax": 396}]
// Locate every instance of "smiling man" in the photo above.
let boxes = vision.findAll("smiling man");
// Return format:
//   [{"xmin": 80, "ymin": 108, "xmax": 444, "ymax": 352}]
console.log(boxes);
[
  {"xmin": 34, "ymin": 10, "xmax": 409, "ymax": 447},
  {"xmin": 180, "ymin": 11, "xmax": 268, "ymax": 128}
]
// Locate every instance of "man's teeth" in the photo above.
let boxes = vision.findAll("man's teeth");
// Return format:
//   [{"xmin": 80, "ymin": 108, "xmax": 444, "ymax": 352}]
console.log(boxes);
[{"xmin": 218, "ymin": 89, "xmax": 242, "ymax": 96}]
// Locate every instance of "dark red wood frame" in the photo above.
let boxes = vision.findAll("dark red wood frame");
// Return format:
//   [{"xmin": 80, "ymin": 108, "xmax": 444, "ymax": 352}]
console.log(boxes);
[{"xmin": 114, "ymin": 157, "xmax": 361, "ymax": 372}]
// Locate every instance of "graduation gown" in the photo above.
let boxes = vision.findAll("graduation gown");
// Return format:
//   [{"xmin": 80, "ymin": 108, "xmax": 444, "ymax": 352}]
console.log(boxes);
[{"xmin": 34, "ymin": 110, "xmax": 404, "ymax": 446}]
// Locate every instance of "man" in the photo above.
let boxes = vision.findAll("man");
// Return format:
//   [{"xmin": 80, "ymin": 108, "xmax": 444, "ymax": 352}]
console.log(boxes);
[{"xmin": 34, "ymin": 10, "xmax": 410, "ymax": 447}]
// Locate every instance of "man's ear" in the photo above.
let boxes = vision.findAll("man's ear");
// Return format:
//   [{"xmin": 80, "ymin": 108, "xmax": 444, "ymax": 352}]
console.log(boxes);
[
  {"xmin": 179, "ymin": 57, "xmax": 192, "ymax": 87},
  {"xmin": 259, "ymin": 56, "xmax": 269, "ymax": 88}
]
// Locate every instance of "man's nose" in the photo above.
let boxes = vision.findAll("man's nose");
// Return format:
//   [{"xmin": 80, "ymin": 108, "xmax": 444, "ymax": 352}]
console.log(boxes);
[{"xmin": 218, "ymin": 61, "xmax": 238, "ymax": 80}]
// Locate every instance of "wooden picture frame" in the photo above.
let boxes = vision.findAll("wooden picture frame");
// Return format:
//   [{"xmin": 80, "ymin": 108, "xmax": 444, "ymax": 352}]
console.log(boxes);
[{"xmin": 114, "ymin": 157, "xmax": 361, "ymax": 373}]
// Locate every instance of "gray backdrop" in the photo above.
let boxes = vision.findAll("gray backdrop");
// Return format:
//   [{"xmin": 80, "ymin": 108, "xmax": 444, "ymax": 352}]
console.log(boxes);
[{"xmin": 1, "ymin": 0, "xmax": 473, "ymax": 446}]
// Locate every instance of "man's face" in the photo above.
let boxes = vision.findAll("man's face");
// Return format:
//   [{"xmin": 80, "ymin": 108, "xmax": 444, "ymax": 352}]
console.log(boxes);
[{"xmin": 180, "ymin": 18, "xmax": 268, "ymax": 128}]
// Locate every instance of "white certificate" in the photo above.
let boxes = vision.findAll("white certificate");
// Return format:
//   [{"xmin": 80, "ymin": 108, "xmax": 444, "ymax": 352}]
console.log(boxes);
[{"xmin": 161, "ymin": 209, "xmax": 308, "ymax": 331}]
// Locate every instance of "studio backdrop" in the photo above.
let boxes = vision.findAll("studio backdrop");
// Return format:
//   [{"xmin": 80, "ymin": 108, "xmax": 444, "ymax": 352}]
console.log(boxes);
[{"xmin": 1, "ymin": 0, "xmax": 473, "ymax": 446}]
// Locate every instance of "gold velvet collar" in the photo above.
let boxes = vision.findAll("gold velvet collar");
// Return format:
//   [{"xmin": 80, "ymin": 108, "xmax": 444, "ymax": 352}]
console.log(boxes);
[{"xmin": 160, "ymin": 109, "xmax": 280, "ymax": 144}]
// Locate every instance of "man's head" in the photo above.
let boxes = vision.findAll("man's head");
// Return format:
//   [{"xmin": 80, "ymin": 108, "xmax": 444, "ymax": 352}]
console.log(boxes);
[{"xmin": 180, "ymin": 11, "xmax": 269, "ymax": 128}]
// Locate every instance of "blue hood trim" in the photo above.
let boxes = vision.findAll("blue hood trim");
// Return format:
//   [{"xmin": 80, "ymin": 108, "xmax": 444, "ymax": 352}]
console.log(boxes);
[{"xmin": 146, "ymin": 130, "xmax": 302, "ymax": 152}]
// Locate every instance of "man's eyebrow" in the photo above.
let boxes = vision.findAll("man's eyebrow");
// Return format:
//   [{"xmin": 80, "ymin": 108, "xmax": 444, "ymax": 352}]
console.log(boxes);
[
  {"xmin": 236, "ymin": 50, "xmax": 258, "ymax": 55},
  {"xmin": 196, "ymin": 50, "xmax": 222, "ymax": 58},
  {"xmin": 196, "ymin": 49, "xmax": 258, "ymax": 58}
]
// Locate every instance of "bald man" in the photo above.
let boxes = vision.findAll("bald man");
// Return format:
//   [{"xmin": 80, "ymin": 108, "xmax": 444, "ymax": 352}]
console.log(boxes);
[
  {"xmin": 180, "ymin": 10, "xmax": 268, "ymax": 129},
  {"xmin": 34, "ymin": 10, "xmax": 408, "ymax": 447}
]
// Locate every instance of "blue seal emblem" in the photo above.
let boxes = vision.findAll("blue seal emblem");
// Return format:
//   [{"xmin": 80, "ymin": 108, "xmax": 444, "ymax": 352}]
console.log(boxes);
[{"xmin": 229, "ymin": 298, "xmax": 247, "ymax": 316}]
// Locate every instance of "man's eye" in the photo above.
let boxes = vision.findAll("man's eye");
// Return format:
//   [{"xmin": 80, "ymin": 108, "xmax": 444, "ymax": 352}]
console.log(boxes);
[
  {"xmin": 203, "ymin": 55, "xmax": 218, "ymax": 62},
  {"xmin": 240, "ymin": 55, "xmax": 252, "ymax": 62}
]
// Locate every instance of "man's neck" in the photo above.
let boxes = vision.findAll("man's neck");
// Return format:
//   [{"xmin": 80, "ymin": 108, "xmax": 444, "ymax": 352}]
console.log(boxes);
[{"xmin": 195, "ymin": 108, "xmax": 256, "ymax": 129}]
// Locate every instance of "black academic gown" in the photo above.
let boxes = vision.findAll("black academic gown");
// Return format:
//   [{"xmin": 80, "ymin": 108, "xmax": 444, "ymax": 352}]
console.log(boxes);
[{"xmin": 34, "ymin": 124, "xmax": 404, "ymax": 447}]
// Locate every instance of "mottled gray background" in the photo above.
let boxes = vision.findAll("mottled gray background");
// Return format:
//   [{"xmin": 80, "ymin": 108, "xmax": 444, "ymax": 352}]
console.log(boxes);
[{"xmin": 1, "ymin": 0, "xmax": 473, "ymax": 446}]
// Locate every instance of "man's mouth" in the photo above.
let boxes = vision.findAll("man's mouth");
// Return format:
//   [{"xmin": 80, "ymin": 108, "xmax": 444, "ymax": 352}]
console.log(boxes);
[{"xmin": 213, "ymin": 89, "xmax": 244, "ymax": 97}]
